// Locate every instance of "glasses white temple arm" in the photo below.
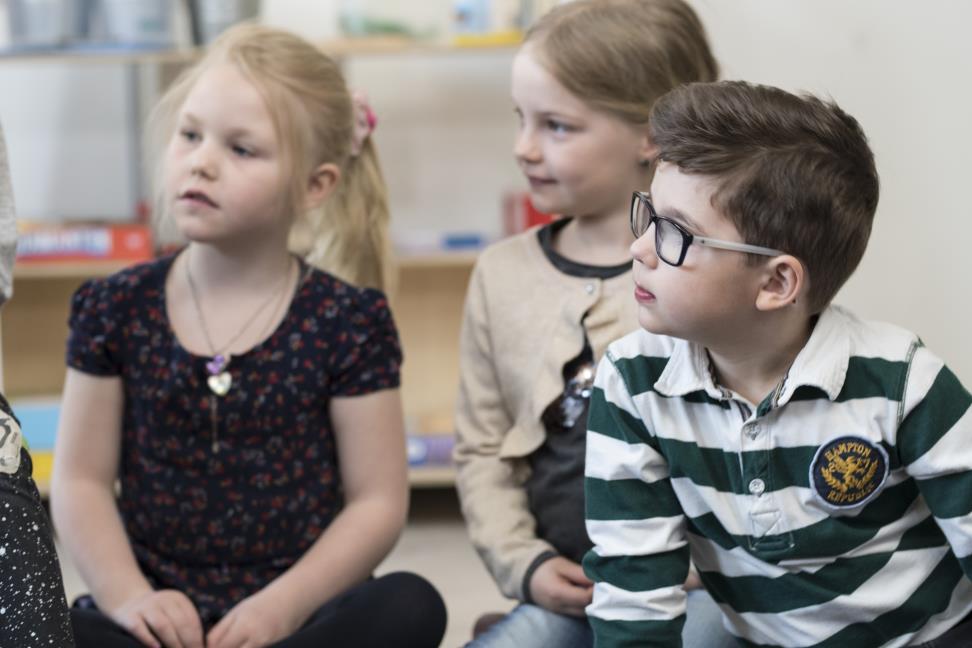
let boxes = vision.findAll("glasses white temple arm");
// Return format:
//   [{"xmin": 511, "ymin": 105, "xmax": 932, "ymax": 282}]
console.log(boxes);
[{"xmin": 694, "ymin": 236, "xmax": 783, "ymax": 257}]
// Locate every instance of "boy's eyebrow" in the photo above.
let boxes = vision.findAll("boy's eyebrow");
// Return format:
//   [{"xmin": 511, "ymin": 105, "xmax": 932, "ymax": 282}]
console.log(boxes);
[{"xmin": 658, "ymin": 205, "xmax": 703, "ymax": 232}]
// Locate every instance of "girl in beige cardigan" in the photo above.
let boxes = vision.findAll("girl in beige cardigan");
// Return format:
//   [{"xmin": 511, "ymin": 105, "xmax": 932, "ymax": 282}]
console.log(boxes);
[{"xmin": 453, "ymin": 1, "xmax": 732, "ymax": 646}]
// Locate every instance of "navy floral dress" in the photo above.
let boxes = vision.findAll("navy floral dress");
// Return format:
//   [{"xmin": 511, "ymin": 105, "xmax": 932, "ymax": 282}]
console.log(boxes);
[{"xmin": 66, "ymin": 253, "xmax": 401, "ymax": 628}]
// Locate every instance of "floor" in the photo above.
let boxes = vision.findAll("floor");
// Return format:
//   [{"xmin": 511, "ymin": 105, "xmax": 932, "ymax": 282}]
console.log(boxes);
[{"xmin": 56, "ymin": 488, "xmax": 511, "ymax": 648}]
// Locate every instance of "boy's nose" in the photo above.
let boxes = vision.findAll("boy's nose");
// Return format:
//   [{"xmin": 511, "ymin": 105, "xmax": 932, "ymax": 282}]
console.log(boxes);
[{"xmin": 630, "ymin": 230, "xmax": 659, "ymax": 268}]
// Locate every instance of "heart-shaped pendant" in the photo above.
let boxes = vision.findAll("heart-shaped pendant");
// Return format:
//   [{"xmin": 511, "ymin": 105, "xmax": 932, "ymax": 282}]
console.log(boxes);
[{"xmin": 207, "ymin": 371, "xmax": 232, "ymax": 396}]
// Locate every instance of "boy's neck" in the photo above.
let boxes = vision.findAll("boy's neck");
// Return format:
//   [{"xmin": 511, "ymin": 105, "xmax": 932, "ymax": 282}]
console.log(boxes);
[
  {"xmin": 705, "ymin": 312, "xmax": 816, "ymax": 407},
  {"xmin": 553, "ymin": 212, "xmax": 633, "ymax": 267}
]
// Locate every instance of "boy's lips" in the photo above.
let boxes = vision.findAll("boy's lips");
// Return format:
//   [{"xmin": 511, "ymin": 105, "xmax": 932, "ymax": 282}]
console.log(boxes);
[{"xmin": 634, "ymin": 285, "xmax": 656, "ymax": 303}]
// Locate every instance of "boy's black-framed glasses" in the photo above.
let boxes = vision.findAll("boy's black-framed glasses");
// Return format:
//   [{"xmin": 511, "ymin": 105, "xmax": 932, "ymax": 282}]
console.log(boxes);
[{"xmin": 630, "ymin": 191, "xmax": 784, "ymax": 267}]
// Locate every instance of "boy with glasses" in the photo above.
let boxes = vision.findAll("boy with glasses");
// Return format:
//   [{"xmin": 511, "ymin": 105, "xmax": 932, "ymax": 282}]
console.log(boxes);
[{"xmin": 584, "ymin": 80, "xmax": 972, "ymax": 647}]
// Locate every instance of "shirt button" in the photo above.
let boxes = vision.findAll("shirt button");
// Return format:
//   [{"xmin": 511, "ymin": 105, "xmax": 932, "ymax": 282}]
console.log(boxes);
[
  {"xmin": 749, "ymin": 478, "xmax": 766, "ymax": 495},
  {"xmin": 585, "ymin": 283, "xmax": 595, "ymax": 294}
]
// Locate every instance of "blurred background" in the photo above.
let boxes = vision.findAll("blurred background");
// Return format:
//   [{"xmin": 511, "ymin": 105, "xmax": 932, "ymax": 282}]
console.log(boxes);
[
  {"xmin": 1, "ymin": 2, "xmax": 970, "ymax": 646},
  {"xmin": 0, "ymin": 0, "xmax": 968, "ymax": 383}
]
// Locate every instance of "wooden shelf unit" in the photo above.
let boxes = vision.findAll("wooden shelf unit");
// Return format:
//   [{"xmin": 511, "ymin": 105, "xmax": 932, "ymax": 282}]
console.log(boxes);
[
  {"xmin": 2, "ymin": 252, "xmax": 474, "ymax": 493},
  {"xmin": 0, "ymin": 35, "xmax": 518, "ymax": 67},
  {"xmin": 0, "ymin": 32, "xmax": 500, "ymax": 492}
]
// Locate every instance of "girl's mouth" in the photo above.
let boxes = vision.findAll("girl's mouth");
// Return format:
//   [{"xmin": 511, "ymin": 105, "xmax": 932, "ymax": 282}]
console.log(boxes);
[
  {"xmin": 180, "ymin": 190, "xmax": 218, "ymax": 208},
  {"xmin": 526, "ymin": 176, "xmax": 556, "ymax": 189}
]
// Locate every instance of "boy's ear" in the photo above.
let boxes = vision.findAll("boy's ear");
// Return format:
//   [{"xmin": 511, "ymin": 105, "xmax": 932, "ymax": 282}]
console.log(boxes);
[
  {"xmin": 755, "ymin": 255, "xmax": 806, "ymax": 312},
  {"xmin": 305, "ymin": 162, "xmax": 341, "ymax": 210}
]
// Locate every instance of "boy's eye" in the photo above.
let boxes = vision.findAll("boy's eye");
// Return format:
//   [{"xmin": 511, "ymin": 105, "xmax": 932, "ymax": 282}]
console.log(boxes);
[
  {"xmin": 232, "ymin": 144, "xmax": 253, "ymax": 157},
  {"xmin": 546, "ymin": 119, "xmax": 572, "ymax": 134},
  {"xmin": 180, "ymin": 129, "xmax": 199, "ymax": 142}
]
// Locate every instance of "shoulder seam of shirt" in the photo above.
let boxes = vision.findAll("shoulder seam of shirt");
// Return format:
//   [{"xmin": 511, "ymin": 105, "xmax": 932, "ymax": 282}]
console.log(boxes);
[{"xmin": 897, "ymin": 338, "xmax": 923, "ymax": 427}]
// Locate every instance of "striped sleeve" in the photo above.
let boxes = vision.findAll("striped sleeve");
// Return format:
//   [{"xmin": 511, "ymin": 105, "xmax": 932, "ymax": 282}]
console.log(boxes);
[
  {"xmin": 897, "ymin": 344, "xmax": 972, "ymax": 577},
  {"xmin": 583, "ymin": 351, "xmax": 689, "ymax": 648}
]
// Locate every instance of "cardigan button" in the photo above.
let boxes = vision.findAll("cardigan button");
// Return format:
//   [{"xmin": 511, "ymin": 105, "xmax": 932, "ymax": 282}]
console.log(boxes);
[{"xmin": 585, "ymin": 283, "xmax": 595, "ymax": 294}]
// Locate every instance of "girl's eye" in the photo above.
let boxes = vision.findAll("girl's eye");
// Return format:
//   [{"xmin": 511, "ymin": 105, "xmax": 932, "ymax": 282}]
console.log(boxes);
[
  {"xmin": 180, "ymin": 129, "xmax": 199, "ymax": 142},
  {"xmin": 232, "ymin": 144, "xmax": 253, "ymax": 158},
  {"xmin": 546, "ymin": 119, "xmax": 571, "ymax": 134}
]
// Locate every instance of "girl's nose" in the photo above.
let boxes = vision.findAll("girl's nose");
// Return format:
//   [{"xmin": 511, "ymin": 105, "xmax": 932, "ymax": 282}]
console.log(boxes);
[
  {"xmin": 190, "ymin": 143, "xmax": 218, "ymax": 179},
  {"xmin": 513, "ymin": 127, "xmax": 540, "ymax": 163}
]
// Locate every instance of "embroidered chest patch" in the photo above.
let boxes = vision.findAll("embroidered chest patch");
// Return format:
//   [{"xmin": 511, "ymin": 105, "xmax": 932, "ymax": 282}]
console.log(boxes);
[{"xmin": 810, "ymin": 436, "xmax": 889, "ymax": 508}]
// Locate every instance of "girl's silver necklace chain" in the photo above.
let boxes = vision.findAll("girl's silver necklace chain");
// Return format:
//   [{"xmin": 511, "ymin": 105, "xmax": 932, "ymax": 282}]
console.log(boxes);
[
  {"xmin": 184, "ymin": 252, "xmax": 292, "ymax": 362},
  {"xmin": 184, "ymin": 250, "xmax": 293, "ymax": 453}
]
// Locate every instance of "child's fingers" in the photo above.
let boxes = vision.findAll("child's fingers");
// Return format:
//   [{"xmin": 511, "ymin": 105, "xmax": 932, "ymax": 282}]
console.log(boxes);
[
  {"xmin": 209, "ymin": 612, "xmax": 248, "ymax": 648},
  {"xmin": 206, "ymin": 613, "xmax": 231, "ymax": 647},
  {"xmin": 559, "ymin": 560, "xmax": 594, "ymax": 586},
  {"xmin": 163, "ymin": 598, "xmax": 204, "ymax": 648},
  {"xmin": 142, "ymin": 607, "xmax": 185, "ymax": 648},
  {"xmin": 556, "ymin": 581, "xmax": 594, "ymax": 612},
  {"xmin": 217, "ymin": 624, "xmax": 250, "ymax": 648},
  {"xmin": 126, "ymin": 616, "xmax": 161, "ymax": 648}
]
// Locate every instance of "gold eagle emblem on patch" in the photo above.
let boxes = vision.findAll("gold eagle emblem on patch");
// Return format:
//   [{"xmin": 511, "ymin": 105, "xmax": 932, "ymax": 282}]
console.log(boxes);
[{"xmin": 810, "ymin": 436, "xmax": 889, "ymax": 508}]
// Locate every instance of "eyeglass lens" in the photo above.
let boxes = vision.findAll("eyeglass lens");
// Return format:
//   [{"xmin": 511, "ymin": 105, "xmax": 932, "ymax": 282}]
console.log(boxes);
[{"xmin": 632, "ymin": 195, "xmax": 687, "ymax": 266}]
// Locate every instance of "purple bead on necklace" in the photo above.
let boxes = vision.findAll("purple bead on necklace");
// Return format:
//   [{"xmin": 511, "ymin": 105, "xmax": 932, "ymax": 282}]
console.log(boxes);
[{"xmin": 206, "ymin": 354, "xmax": 228, "ymax": 377}]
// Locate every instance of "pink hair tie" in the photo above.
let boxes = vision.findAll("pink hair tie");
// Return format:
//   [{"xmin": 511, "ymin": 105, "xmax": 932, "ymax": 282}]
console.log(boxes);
[{"xmin": 350, "ymin": 91, "xmax": 378, "ymax": 157}]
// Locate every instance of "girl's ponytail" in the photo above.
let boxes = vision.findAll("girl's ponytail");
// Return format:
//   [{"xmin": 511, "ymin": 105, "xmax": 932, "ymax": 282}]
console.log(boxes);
[{"xmin": 301, "ymin": 137, "xmax": 393, "ymax": 294}]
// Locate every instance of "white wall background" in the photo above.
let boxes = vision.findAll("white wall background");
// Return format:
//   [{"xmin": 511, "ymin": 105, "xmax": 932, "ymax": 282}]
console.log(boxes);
[
  {"xmin": 0, "ymin": 0, "xmax": 969, "ymax": 383},
  {"xmin": 687, "ymin": 0, "xmax": 972, "ymax": 385},
  {"xmin": 0, "ymin": 63, "xmax": 138, "ymax": 220}
]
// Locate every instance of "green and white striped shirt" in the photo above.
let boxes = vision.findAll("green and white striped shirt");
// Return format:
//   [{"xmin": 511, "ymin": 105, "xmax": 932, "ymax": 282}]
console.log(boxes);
[{"xmin": 584, "ymin": 306, "xmax": 972, "ymax": 647}]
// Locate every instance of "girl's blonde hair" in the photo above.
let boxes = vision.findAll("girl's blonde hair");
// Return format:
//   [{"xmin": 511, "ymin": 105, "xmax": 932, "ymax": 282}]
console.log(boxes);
[
  {"xmin": 150, "ymin": 23, "xmax": 392, "ymax": 292},
  {"xmin": 525, "ymin": 0, "xmax": 718, "ymax": 126}
]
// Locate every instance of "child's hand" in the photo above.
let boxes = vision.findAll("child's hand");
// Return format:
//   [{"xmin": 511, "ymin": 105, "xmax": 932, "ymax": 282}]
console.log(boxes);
[
  {"xmin": 206, "ymin": 591, "xmax": 300, "ymax": 648},
  {"xmin": 109, "ymin": 589, "xmax": 204, "ymax": 648},
  {"xmin": 528, "ymin": 556, "xmax": 594, "ymax": 618},
  {"xmin": 685, "ymin": 569, "xmax": 703, "ymax": 590}
]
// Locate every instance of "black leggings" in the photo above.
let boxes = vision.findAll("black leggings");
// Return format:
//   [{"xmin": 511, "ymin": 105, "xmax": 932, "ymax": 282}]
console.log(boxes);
[{"xmin": 71, "ymin": 571, "xmax": 446, "ymax": 648}]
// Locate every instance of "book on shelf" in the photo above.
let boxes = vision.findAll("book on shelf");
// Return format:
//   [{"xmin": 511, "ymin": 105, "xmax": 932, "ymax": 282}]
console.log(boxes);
[
  {"xmin": 9, "ymin": 397, "xmax": 59, "ymax": 452},
  {"xmin": 16, "ymin": 221, "xmax": 153, "ymax": 264},
  {"xmin": 12, "ymin": 396, "xmax": 455, "ymax": 471},
  {"xmin": 8, "ymin": 397, "xmax": 56, "ymax": 494},
  {"xmin": 407, "ymin": 434, "xmax": 455, "ymax": 468},
  {"xmin": 502, "ymin": 190, "xmax": 556, "ymax": 235}
]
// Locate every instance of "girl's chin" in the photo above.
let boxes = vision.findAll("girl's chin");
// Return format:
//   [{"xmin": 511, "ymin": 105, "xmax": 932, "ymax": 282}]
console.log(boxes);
[{"xmin": 523, "ymin": 190, "xmax": 561, "ymax": 215}]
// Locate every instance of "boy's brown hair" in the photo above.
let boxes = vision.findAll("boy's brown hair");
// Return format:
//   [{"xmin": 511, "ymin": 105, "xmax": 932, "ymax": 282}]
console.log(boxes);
[
  {"xmin": 525, "ymin": 0, "xmax": 718, "ymax": 126},
  {"xmin": 649, "ymin": 80, "xmax": 880, "ymax": 313}
]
